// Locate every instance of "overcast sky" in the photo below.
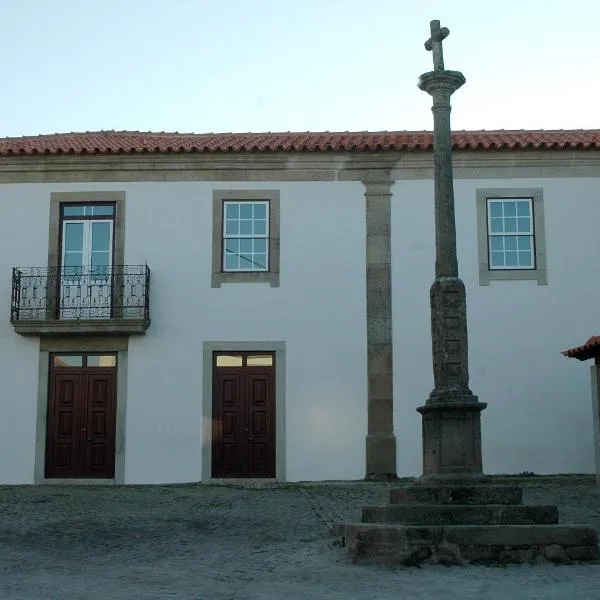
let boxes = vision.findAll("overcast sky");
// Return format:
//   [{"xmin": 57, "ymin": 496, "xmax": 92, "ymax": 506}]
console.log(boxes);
[{"xmin": 1, "ymin": 0, "xmax": 598, "ymax": 137}]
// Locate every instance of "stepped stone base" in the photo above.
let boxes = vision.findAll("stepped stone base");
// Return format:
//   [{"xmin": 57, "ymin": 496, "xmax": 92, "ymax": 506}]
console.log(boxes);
[{"xmin": 333, "ymin": 485, "xmax": 598, "ymax": 566}]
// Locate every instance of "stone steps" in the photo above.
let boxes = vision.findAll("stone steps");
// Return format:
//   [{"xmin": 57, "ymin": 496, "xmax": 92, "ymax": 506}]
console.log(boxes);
[
  {"xmin": 390, "ymin": 485, "xmax": 522, "ymax": 505},
  {"xmin": 334, "ymin": 522, "xmax": 598, "ymax": 566},
  {"xmin": 363, "ymin": 503, "xmax": 559, "ymax": 525}
]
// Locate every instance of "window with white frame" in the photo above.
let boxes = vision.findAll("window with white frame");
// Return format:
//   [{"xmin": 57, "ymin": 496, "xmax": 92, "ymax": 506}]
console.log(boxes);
[
  {"xmin": 476, "ymin": 188, "xmax": 547, "ymax": 286},
  {"xmin": 487, "ymin": 198, "xmax": 535, "ymax": 270},
  {"xmin": 222, "ymin": 200, "xmax": 269, "ymax": 272}
]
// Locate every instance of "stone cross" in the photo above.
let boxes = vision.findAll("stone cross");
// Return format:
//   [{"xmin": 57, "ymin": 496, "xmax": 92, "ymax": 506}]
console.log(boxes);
[{"xmin": 424, "ymin": 20, "xmax": 449, "ymax": 71}]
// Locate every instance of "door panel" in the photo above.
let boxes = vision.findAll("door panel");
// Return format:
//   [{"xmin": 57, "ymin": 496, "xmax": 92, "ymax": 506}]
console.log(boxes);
[
  {"xmin": 212, "ymin": 354, "xmax": 275, "ymax": 478},
  {"xmin": 46, "ymin": 357, "xmax": 117, "ymax": 479}
]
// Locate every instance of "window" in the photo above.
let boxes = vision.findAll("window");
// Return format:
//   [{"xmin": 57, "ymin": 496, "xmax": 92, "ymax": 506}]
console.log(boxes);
[
  {"xmin": 476, "ymin": 188, "xmax": 547, "ymax": 285},
  {"xmin": 212, "ymin": 190, "xmax": 280, "ymax": 287},
  {"xmin": 222, "ymin": 201, "xmax": 269, "ymax": 272}
]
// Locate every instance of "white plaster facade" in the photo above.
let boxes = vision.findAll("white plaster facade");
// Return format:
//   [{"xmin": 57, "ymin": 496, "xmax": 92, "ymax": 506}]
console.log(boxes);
[{"xmin": 0, "ymin": 163, "xmax": 599, "ymax": 484}]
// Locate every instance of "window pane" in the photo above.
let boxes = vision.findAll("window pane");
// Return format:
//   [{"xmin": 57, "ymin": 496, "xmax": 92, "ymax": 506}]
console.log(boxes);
[
  {"xmin": 517, "ymin": 217, "xmax": 531, "ymax": 233},
  {"xmin": 64, "ymin": 222, "xmax": 84, "ymax": 252},
  {"xmin": 225, "ymin": 203, "xmax": 239, "ymax": 219},
  {"xmin": 64, "ymin": 252, "xmax": 83, "ymax": 267},
  {"xmin": 254, "ymin": 238, "xmax": 267, "ymax": 253},
  {"xmin": 225, "ymin": 238, "xmax": 239, "ymax": 254},
  {"xmin": 253, "ymin": 253, "xmax": 267, "ymax": 269},
  {"xmin": 92, "ymin": 221, "xmax": 111, "ymax": 252},
  {"xmin": 91, "ymin": 205, "xmax": 114, "ymax": 216},
  {"xmin": 503, "ymin": 202, "xmax": 517, "ymax": 217},
  {"xmin": 63, "ymin": 205, "xmax": 85, "ymax": 217},
  {"xmin": 225, "ymin": 220, "xmax": 239, "ymax": 236},
  {"xmin": 504, "ymin": 236, "xmax": 517, "ymax": 251},
  {"xmin": 240, "ymin": 255, "xmax": 254, "ymax": 269},
  {"xmin": 91, "ymin": 252, "xmax": 110, "ymax": 279},
  {"xmin": 504, "ymin": 218, "xmax": 517, "ymax": 233},
  {"xmin": 488, "ymin": 202, "xmax": 503, "ymax": 218},
  {"xmin": 254, "ymin": 203, "xmax": 267, "ymax": 219},
  {"xmin": 516, "ymin": 201, "xmax": 531, "ymax": 217},
  {"xmin": 489, "ymin": 217, "xmax": 503, "ymax": 234},
  {"xmin": 505, "ymin": 251, "xmax": 518, "ymax": 267},
  {"xmin": 240, "ymin": 238, "xmax": 252, "ymax": 254},
  {"xmin": 239, "ymin": 203, "xmax": 253, "ymax": 219},
  {"xmin": 253, "ymin": 219, "xmax": 267, "ymax": 236},
  {"xmin": 490, "ymin": 251, "xmax": 504, "ymax": 267},
  {"xmin": 224, "ymin": 252, "xmax": 239, "ymax": 271},
  {"xmin": 519, "ymin": 252, "xmax": 533, "ymax": 267},
  {"xmin": 517, "ymin": 236, "xmax": 532, "ymax": 251},
  {"xmin": 87, "ymin": 355, "xmax": 117, "ymax": 367},
  {"xmin": 216, "ymin": 355, "xmax": 243, "ymax": 367},
  {"xmin": 247, "ymin": 355, "xmax": 273, "ymax": 366},
  {"xmin": 239, "ymin": 220, "xmax": 252, "ymax": 235},
  {"xmin": 53, "ymin": 355, "xmax": 83, "ymax": 367}
]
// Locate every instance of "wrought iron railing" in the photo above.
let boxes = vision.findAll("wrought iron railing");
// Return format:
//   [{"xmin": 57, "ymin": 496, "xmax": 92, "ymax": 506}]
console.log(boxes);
[{"xmin": 10, "ymin": 265, "xmax": 150, "ymax": 322}]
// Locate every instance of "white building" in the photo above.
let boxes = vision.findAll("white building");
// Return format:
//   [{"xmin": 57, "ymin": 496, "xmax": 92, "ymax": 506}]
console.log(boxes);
[{"xmin": 0, "ymin": 129, "xmax": 598, "ymax": 485}]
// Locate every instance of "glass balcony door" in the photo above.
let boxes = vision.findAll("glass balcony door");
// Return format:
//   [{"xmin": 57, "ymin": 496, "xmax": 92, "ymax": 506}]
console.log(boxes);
[{"xmin": 61, "ymin": 219, "xmax": 113, "ymax": 319}]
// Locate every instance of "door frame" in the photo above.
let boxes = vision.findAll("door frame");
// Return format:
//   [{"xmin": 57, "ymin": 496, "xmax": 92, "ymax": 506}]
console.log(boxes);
[
  {"xmin": 34, "ymin": 338, "xmax": 129, "ymax": 485},
  {"xmin": 202, "ymin": 341, "xmax": 286, "ymax": 482}
]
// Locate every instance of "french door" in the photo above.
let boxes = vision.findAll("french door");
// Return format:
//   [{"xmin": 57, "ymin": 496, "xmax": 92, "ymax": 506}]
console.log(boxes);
[{"xmin": 60, "ymin": 218, "xmax": 113, "ymax": 319}]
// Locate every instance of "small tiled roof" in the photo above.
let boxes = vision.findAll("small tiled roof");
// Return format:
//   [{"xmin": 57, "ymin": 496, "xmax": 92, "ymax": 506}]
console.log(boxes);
[
  {"xmin": 0, "ymin": 129, "xmax": 598, "ymax": 156},
  {"xmin": 562, "ymin": 337, "xmax": 600, "ymax": 361}
]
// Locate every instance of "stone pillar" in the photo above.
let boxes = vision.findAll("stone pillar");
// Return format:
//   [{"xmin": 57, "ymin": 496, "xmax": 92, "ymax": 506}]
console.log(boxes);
[
  {"xmin": 364, "ymin": 171, "xmax": 397, "ymax": 480},
  {"xmin": 416, "ymin": 53, "xmax": 487, "ymax": 483},
  {"xmin": 591, "ymin": 361, "xmax": 600, "ymax": 485}
]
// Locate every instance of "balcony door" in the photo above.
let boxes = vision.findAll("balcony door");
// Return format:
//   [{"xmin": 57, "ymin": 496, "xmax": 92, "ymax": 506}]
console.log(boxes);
[{"xmin": 60, "ymin": 204, "xmax": 114, "ymax": 319}]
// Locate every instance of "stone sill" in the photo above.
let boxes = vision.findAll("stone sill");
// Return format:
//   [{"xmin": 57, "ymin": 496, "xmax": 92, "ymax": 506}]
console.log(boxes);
[{"xmin": 11, "ymin": 318, "xmax": 150, "ymax": 336}]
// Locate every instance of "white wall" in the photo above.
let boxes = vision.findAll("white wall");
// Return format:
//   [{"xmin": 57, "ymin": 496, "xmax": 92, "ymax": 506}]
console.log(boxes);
[{"xmin": 392, "ymin": 177, "xmax": 600, "ymax": 477}]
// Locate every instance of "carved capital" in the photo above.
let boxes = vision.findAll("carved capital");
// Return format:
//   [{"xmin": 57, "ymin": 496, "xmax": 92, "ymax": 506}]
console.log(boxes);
[{"xmin": 418, "ymin": 70, "xmax": 466, "ymax": 98}]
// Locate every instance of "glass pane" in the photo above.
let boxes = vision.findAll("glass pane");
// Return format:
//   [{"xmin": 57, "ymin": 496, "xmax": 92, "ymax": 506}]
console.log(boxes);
[
  {"xmin": 91, "ymin": 251, "xmax": 109, "ymax": 267},
  {"xmin": 247, "ymin": 355, "xmax": 273, "ymax": 367},
  {"xmin": 216, "ymin": 355, "xmax": 243, "ymax": 367},
  {"xmin": 503, "ymin": 202, "xmax": 517, "ymax": 217},
  {"xmin": 63, "ymin": 205, "xmax": 85, "ymax": 217},
  {"xmin": 519, "ymin": 251, "xmax": 533, "ymax": 267},
  {"xmin": 490, "ymin": 251, "xmax": 504, "ymax": 267},
  {"xmin": 517, "ymin": 217, "xmax": 531, "ymax": 233},
  {"xmin": 253, "ymin": 238, "xmax": 267, "ymax": 253},
  {"xmin": 253, "ymin": 253, "xmax": 267, "ymax": 269},
  {"xmin": 239, "ymin": 220, "xmax": 252, "ymax": 235},
  {"xmin": 253, "ymin": 203, "xmax": 267, "ymax": 219},
  {"xmin": 87, "ymin": 355, "xmax": 117, "ymax": 367},
  {"xmin": 505, "ymin": 251, "xmax": 518, "ymax": 267},
  {"xmin": 64, "ymin": 222, "xmax": 84, "ymax": 252},
  {"xmin": 488, "ymin": 202, "xmax": 503, "ymax": 218},
  {"xmin": 225, "ymin": 238, "xmax": 239, "ymax": 254},
  {"xmin": 239, "ymin": 203, "xmax": 253, "ymax": 219},
  {"xmin": 240, "ymin": 255, "xmax": 254, "ymax": 269},
  {"xmin": 224, "ymin": 252, "xmax": 239, "ymax": 271},
  {"xmin": 225, "ymin": 220, "xmax": 239, "ymax": 236},
  {"xmin": 224, "ymin": 203, "xmax": 239, "ymax": 219},
  {"xmin": 91, "ymin": 205, "xmax": 114, "ymax": 216},
  {"xmin": 489, "ymin": 217, "xmax": 503, "ymax": 234},
  {"xmin": 92, "ymin": 221, "xmax": 111, "ymax": 252},
  {"xmin": 516, "ymin": 201, "xmax": 531, "ymax": 217},
  {"xmin": 504, "ymin": 218, "xmax": 517, "ymax": 233},
  {"xmin": 53, "ymin": 355, "xmax": 83, "ymax": 367},
  {"xmin": 253, "ymin": 219, "xmax": 267, "ymax": 235},
  {"xmin": 517, "ymin": 236, "xmax": 532, "ymax": 251},
  {"xmin": 240, "ymin": 238, "xmax": 253, "ymax": 254},
  {"xmin": 504, "ymin": 236, "xmax": 517, "ymax": 251},
  {"xmin": 64, "ymin": 252, "xmax": 83, "ymax": 267}
]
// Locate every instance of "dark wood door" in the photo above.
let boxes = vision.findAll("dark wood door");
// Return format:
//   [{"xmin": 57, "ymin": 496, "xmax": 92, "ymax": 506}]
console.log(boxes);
[
  {"xmin": 212, "ymin": 353, "xmax": 275, "ymax": 478},
  {"xmin": 46, "ymin": 356, "xmax": 117, "ymax": 478}
]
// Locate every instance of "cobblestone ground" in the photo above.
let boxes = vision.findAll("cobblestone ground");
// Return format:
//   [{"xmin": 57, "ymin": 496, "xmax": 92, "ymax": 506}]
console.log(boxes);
[{"xmin": 0, "ymin": 476, "xmax": 599, "ymax": 599}]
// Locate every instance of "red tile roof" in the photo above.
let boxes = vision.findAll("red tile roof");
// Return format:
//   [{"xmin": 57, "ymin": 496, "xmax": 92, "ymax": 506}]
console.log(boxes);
[
  {"xmin": 562, "ymin": 337, "xmax": 600, "ymax": 361},
  {"xmin": 0, "ymin": 129, "xmax": 598, "ymax": 156}
]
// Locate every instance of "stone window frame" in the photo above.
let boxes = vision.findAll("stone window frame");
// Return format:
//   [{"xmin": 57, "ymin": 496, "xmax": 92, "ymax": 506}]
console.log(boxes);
[
  {"xmin": 476, "ymin": 188, "xmax": 547, "ymax": 286},
  {"xmin": 211, "ymin": 190, "xmax": 280, "ymax": 288},
  {"xmin": 48, "ymin": 191, "xmax": 126, "ymax": 317}
]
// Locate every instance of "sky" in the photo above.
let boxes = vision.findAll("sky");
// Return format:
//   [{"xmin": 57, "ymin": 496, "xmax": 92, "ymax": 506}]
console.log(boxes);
[{"xmin": 0, "ymin": 0, "xmax": 598, "ymax": 138}]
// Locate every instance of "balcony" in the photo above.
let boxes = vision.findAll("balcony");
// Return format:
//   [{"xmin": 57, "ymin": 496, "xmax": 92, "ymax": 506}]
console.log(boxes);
[{"xmin": 10, "ymin": 265, "xmax": 151, "ymax": 336}]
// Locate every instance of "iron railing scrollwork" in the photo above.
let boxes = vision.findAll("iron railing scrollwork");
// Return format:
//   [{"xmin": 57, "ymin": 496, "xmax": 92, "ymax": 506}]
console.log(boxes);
[{"xmin": 10, "ymin": 265, "xmax": 151, "ymax": 322}]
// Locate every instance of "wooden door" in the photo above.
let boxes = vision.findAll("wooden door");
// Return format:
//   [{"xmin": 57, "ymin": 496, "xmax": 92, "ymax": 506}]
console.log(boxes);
[
  {"xmin": 212, "ymin": 352, "xmax": 275, "ymax": 478},
  {"xmin": 46, "ymin": 354, "xmax": 117, "ymax": 478}
]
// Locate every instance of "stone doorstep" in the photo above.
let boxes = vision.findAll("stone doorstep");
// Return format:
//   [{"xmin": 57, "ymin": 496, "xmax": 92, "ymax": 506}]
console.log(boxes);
[
  {"xmin": 362, "ymin": 504, "xmax": 559, "ymax": 526},
  {"xmin": 390, "ymin": 485, "xmax": 523, "ymax": 506},
  {"xmin": 334, "ymin": 523, "xmax": 599, "ymax": 565}
]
